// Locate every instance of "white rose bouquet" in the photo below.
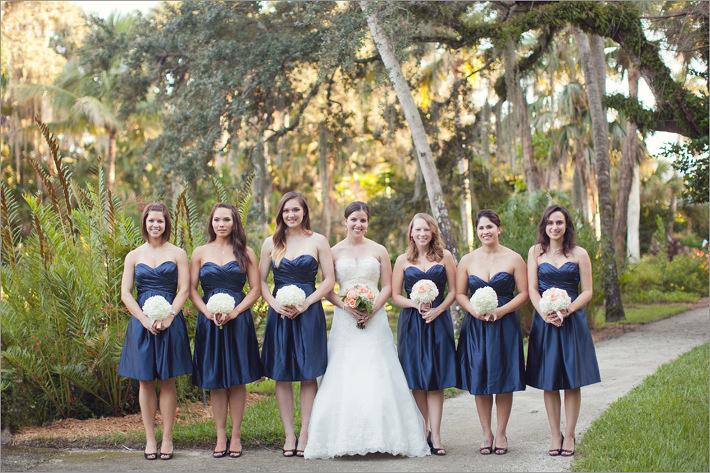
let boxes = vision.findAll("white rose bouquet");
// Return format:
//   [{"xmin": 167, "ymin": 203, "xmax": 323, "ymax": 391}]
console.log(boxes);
[
  {"xmin": 539, "ymin": 287, "xmax": 572, "ymax": 323},
  {"xmin": 275, "ymin": 285, "xmax": 306, "ymax": 308},
  {"xmin": 142, "ymin": 295, "xmax": 172, "ymax": 321},
  {"xmin": 206, "ymin": 292, "xmax": 236, "ymax": 329},
  {"xmin": 410, "ymin": 279, "xmax": 439, "ymax": 310},
  {"xmin": 470, "ymin": 286, "xmax": 498, "ymax": 320}
]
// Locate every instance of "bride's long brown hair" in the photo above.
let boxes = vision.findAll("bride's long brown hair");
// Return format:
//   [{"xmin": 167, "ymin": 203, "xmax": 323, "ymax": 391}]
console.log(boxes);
[{"xmin": 272, "ymin": 191, "xmax": 312, "ymax": 267}]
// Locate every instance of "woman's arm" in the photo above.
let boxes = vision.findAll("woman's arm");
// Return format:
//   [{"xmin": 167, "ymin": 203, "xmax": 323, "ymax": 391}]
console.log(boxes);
[
  {"xmin": 295, "ymin": 234, "xmax": 335, "ymax": 314},
  {"xmin": 568, "ymin": 246, "xmax": 593, "ymax": 314},
  {"xmin": 491, "ymin": 252, "xmax": 529, "ymax": 320},
  {"xmin": 258, "ymin": 237, "xmax": 292, "ymax": 318},
  {"xmin": 422, "ymin": 251, "xmax": 457, "ymax": 323},
  {"xmin": 391, "ymin": 255, "xmax": 418, "ymax": 310},
  {"xmin": 120, "ymin": 250, "xmax": 158, "ymax": 335},
  {"xmin": 157, "ymin": 247, "xmax": 190, "ymax": 330},
  {"xmin": 227, "ymin": 247, "xmax": 261, "ymax": 321},
  {"xmin": 188, "ymin": 246, "xmax": 215, "ymax": 322},
  {"xmin": 455, "ymin": 253, "xmax": 482, "ymax": 319},
  {"xmin": 372, "ymin": 245, "xmax": 392, "ymax": 314}
]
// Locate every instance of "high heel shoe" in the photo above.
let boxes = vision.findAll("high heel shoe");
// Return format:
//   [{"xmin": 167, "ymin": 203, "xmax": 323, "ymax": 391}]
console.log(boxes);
[
  {"xmin": 549, "ymin": 434, "xmax": 563, "ymax": 456},
  {"xmin": 213, "ymin": 439, "xmax": 230, "ymax": 458},
  {"xmin": 427, "ymin": 431, "xmax": 433, "ymax": 448},
  {"xmin": 493, "ymin": 436, "xmax": 508, "ymax": 455},
  {"xmin": 479, "ymin": 436, "xmax": 493, "ymax": 455},
  {"xmin": 143, "ymin": 452, "xmax": 158, "ymax": 460},
  {"xmin": 560, "ymin": 437, "xmax": 575, "ymax": 456}
]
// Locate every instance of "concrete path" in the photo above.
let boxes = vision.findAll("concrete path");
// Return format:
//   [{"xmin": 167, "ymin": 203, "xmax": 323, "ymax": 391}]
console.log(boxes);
[{"xmin": 3, "ymin": 306, "xmax": 708, "ymax": 472}]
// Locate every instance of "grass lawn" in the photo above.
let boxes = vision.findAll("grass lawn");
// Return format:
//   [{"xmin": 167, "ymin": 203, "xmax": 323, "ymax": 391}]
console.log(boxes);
[
  {"xmin": 572, "ymin": 343, "xmax": 709, "ymax": 472},
  {"xmin": 594, "ymin": 303, "xmax": 690, "ymax": 327}
]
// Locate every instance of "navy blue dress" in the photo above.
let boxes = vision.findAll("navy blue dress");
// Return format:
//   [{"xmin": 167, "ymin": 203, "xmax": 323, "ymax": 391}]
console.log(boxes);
[
  {"xmin": 397, "ymin": 265, "xmax": 457, "ymax": 391},
  {"xmin": 261, "ymin": 255, "xmax": 328, "ymax": 382},
  {"xmin": 118, "ymin": 262, "xmax": 192, "ymax": 381},
  {"xmin": 456, "ymin": 272, "xmax": 526, "ymax": 395},
  {"xmin": 526, "ymin": 262, "xmax": 601, "ymax": 390},
  {"xmin": 192, "ymin": 261, "xmax": 263, "ymax": 389}
]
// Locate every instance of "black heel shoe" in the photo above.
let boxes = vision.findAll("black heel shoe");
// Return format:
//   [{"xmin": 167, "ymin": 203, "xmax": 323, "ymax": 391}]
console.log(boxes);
[
  {"xmin": 549, "ymin": 434, "xmax": 563, "ymax": 456},
  {"xmin": 560, "ymin": 437, "xmax": 575, "ymax": 456},
  {"xmin": 213, "ymin": 439, "xmax": 229, "ymax": 458},
  {"xmin": 493, "ymin": 436, "xmax": 508, "ymax": 455},
  {"xmin": 480, "ymin": 437, "xmax": 493, "ymax": 455},
  {"xmin": 427, "ymin": 431, "xmax": 433, "ymax": 448},
  {"xmin": 144, "ymin": 452, "xmax": 158, "ymax": 461}
]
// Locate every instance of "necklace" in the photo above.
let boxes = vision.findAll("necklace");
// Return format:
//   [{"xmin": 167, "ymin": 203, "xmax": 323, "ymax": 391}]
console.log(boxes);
[{"xmin": 551, "ymin": 249, "xmax": 564, "ymax": 267}]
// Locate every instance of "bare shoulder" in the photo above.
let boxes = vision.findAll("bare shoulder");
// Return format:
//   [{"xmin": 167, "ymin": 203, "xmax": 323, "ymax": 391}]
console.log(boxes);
[
  {"xmin": 458, "ymin": 251, "xmax": 476, "ymax": 265},
  {"xmin": 166, "ymin": 243, "xmax": 188, "ymax": 258},
  {"xmin": 503, "ymin": 245, "xmax": 525, "ymax": 263},
  {"xmin": 573, "ymin": 245, "xmax": 590, "ymax": 261},
  {"xmin": 442, "ymin": 249, "xmax": 455, "ymax": 265},
  {"xmin": 124, "ymin": 246, "xmax": 142, "ymax": 264},
  {"xmin": 261, "ymin": 236, "xmax": 274, "ymax": 251},
  {"xmin": 245, "ymin": 246, "xmax": 258, "ymax": 262},
  {"xmin": 310, "ymin": 232, "xmax": 329, "ymax": 246}
]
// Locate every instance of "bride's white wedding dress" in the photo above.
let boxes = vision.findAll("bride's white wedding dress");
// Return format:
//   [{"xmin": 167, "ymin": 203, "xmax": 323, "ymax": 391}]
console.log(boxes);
[{"xmin": 303, "ymin": 255, "xmax": 430, "ymax": 459}]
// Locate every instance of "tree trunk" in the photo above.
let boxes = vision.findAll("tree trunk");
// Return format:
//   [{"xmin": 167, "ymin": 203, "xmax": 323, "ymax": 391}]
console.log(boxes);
[
  {"xmin": 627, "ymin": 165, "xmax": 641, "ymax": 262},
  {"xmin": 519, "ymin": 85, "xmax": 541, "ymax": 192},
  {"xmin": 107, "ymin": 127, "xmax": 117, "ymax": 192},
  {"xmin": 613, "ymin": 64, "xmax": 640, "ymax": 259},
  {"xmin": 251, "ymin": 129, "xmax": 270, "ymax": 233},
  {"xmin": 318, "ymin": 122, "xmax": 331, "ymax": 240},
  {"xmin": 361, "ymin": 1, "xmax": 458, "ymax": 261},
  {"xmin": 576, "ymin": 29, "xmax": 625, "ymax": 322}
]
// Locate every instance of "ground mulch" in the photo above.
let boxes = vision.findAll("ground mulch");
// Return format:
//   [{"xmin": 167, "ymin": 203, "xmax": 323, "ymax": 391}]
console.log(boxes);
[{"xmin": 10, "ymin": 393, "xmax": 263, "ymax": 446}]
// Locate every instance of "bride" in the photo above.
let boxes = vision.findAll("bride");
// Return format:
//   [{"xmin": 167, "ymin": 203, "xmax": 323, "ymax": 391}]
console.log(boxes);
[{"xmin": 303, "ymin": 202, "xmax": 430, "ymax": 459}]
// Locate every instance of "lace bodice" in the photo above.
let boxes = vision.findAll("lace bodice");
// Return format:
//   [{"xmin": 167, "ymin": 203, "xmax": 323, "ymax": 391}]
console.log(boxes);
[{"xmin": 335, "ymin": 255, "xmax": 381, "ymax": 295}]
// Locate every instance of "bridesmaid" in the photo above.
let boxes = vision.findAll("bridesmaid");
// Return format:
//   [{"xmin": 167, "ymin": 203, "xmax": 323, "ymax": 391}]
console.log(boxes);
[
  {"xmin": 455, "ymin": 209, "xmax": 528, "ymax": 455},
  {"xmin": 118, "ymin": 203, "xmax": 192, "ymax": 461},
  {"xmin": 392, "ymin": 213, "xmax": 457, "ymax": 456},
  {"xmin": 526, "ymin": 204, "xmax": 600, "ymax": 457},
  {"xmin": 190, "ymin": 203, "xmax": 263, "ymax": 458},
  {"xmin": 259, "ymin": 191, "xmax": 335, "ymax": 457}
]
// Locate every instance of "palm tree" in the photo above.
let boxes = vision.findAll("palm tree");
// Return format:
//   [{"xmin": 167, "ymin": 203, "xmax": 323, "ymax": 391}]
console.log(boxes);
[{"xmin": 18, "ymin": 12, "xmax": 151, "ymax": 192}]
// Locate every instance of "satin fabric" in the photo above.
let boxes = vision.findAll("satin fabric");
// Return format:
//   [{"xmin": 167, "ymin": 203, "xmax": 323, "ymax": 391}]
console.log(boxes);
[
  {"xmin": 118, "ymin": 262, "xmax": 193, "ymax": 381},
  {"xmin": 526, "ymin": 262, "xmax": 601, "ymax": 390},
  {"xmin": 192, "ymin": 261, "xmax": 263, "ymax": 389},
  {"xmin": 397, "ymin": 264, "xmax": 457, "ymax": 391},
  {"xmin": 456, "ymin": 272, "xmax": 526, "ymax": 395},
  {"xmin": 261, "ymin": 255, "xmax": 328, "ymax": 381}
]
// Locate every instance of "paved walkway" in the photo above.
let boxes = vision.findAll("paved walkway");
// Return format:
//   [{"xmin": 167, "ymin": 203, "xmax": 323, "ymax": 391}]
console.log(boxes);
[{"xmin": 3, "ymin": 306, "xmax": 708, "ymax": 472}]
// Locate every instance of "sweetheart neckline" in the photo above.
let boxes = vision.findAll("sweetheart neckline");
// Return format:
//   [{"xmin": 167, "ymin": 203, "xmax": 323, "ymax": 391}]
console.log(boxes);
[
  {"xmin": 404, "ymin": 263, "xmax": 444, "ymax": 273},
  {"xmin": 136, "ymin": 261, "xmax": 176, "ymax": 270},
  {"xmin": 539, "ymin": 261, "xmax": 578, "ymax": 270},
  {"xmin": 202, "ymin": 260, "xmax": 239, "ymax": 268},
  {"xmin": 335, "ymin": 255, "xmax": 380, "ymax": 265},
  {"xmin": 469, "ymin": 271, "xmax": 513, "ymax": 284},
  {"xmin": 281, "ymin": 254, "xmax": 316, "ymax": 263}
]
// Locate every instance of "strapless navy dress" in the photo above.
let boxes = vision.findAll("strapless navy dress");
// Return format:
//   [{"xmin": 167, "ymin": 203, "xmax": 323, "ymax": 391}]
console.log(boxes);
[
  {"xmin": 397, "ymin": 265, "xmax": 457, "ymax": 391},
  {"xmin": 526, "ymin": 262, "xmax": 601, "ymax": 390},
  {"xmin": 456, "ymin": 272, "xmax": 525, "ymax": 395},
  {"xmin": 192, "ymin": 261, "xmax": 263, "ymax": 389},
  {"xmin": 118, "ymin": 262, "xmax": 192, "ymax": 381},
  {"xmin": 261, "ymin": 255, "xmax": 328, "ymax": 381}
]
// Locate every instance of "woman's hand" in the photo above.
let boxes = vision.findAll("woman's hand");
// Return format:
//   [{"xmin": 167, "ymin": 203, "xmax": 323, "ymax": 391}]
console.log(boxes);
[
  {"xmin": 417, "ymin": 302, "xmax": 432, "ymax": 317},
  {"xmin": 141, "ymin": 316, "xmax": 159, "ymax": 335},
  {"xmin": 272, "ymin": 301, "xmax": 298, "ymax": 319},
  {"xmin": 422, "ymin": 306, "xmax": 442, "ymax": 324},
  {"xmin": 543, "ymin": 308, "xmax": 567, "ymax": 327},
  {"xmin": 155, "ymin": 314, "xmax": 175, "ymax": 331}
]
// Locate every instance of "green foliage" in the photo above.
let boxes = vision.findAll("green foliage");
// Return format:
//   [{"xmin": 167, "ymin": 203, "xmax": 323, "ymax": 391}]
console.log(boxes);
[
  {"xmin": 668, "ymin": 137, "xmax": 709, "ymax": 204},
  {"xmin": 1, "ymin": 122, "xmax": 258, "ymax": 428},
  {"xmin": 572, "ymin": 344, "xmax": 709, "ymax": 472},
  {"xmin": 620, "ymin": 251, "xmax": 709, "ymax": 301},
  {"xmin": 594, "ymin": 303, "xmax": 691, "ymax": 327}
]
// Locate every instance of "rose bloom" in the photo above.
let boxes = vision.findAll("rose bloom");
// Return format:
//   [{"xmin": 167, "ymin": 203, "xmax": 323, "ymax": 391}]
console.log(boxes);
[{"xmin": 347, "ymin": 298, "xmax": 357, "ymax": 307}]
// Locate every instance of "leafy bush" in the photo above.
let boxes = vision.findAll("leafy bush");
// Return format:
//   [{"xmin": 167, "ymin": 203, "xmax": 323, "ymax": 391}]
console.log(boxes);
[
  {"xmin": 1, "ymin": 122, "xmax": 259, "ymax": 428},
  {"xmin": 621, "ymin": 250, "xmax": 709, "ymax": 302}
]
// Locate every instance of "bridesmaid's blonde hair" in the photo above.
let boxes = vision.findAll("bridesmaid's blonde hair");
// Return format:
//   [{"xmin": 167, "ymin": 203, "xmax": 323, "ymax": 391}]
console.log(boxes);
[
  {"xmin": 406, "ymin": 213, "xmax": 444, "ymax": 264},
  {"xmin": 272, "ymin": 191, "xmax": 312, "ymax": 267}
]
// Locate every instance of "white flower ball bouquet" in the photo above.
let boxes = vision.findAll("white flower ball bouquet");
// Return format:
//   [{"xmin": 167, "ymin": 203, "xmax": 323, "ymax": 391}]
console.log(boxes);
[
  {"xmin": 470, "ymin": 286, "xmax": 498, "ymax": 320},
  {"xmin": 142, "ymin": 295, "xmax": 172, "ymax": 321},
  {"xmin": 275, "ymin": 285, "xmax": 306, "ymax": 308},
  {"xmin": 206, "ymin": 292, "xmax": 236, "ymax": 329},
  {"xmin": 539, "ymin": 287, "xmax": 572, "ymax": 323}
]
